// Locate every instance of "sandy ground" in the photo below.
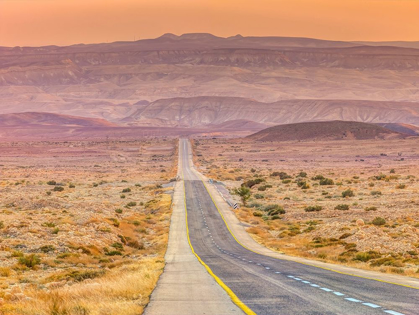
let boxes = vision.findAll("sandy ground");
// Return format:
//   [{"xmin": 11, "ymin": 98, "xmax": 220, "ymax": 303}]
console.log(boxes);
[{"xmin": 192, "ymin": 137, "xmax": 419, "ymax": 277}]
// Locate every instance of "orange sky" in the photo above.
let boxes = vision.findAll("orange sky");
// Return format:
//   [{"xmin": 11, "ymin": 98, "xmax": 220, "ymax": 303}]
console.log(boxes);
[{"xmin": 1, "ymin": 0, "xmax": 419, "ymax": 47}]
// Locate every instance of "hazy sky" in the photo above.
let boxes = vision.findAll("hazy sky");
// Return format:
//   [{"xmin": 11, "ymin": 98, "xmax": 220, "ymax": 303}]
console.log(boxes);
[{"xmin": 1, "ymin": 0, "xmax": 419, "ymax": 47}]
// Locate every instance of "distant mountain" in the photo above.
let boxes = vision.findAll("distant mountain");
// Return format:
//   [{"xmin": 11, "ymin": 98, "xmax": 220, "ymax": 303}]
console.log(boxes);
[
  {"xmin": 122, "ymin": 97, "xmax": 419, "ymax": 128},
  {"xmin": 247, "ymin": 121, "xmax": 408, "ymax": 142},
  {"xmin": 0, "ymin": 112, "xmax": 116, "ymax": 127}
]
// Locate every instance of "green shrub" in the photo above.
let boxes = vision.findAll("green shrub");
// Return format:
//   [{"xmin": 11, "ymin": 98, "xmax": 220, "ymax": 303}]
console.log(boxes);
[
  {"xmin": 52, "ymin": 228, "xmax": 59, "ymax": 234},
  {"xmin": 18, "ymin": 254, "xmax": 41, "ymax": 268},
  {"xmin": 263, "ymin": 204, "xmax": 285, "ymax": 216},
  {"xmin": 66, "ymin": 270, "xmax": 105, "ymax": 282},
  {"xmin": 390, "ymin": 169, "xmax": 396, "ymax": 174},
  {"xmin": 39, "ymin": 245, "xmax": 55, "ymax": 253},
  {"xmin": 47, "ymin": 180, "xmax": 56, "ymax": 185},
  {"xmin": 297, "ymin": 172, "xmax": 307, "ymax": 178},
  {"xmin": 371, "ymin": 191, "xmax": 382, "ymax": 196},
  {"xmin": 69, "ymin": 184, "xmax": 75, "ymax": 188},
  {"xmin": 320, "ymin": 178, "xmax": 334, "ymax": 185},
  {"xmin": 53, "ymin": 186, "xmax": 64, "ymax": 192},
  {"xmin": 372, "ymin": 217, "xmax": 386, "ymax": 226},
  {"xmin": 0, "ymin": 221, "xmax": 4, "ymax": 229},
  {"xmin": 282, "ymin": 179, "xmax": 292, "ymax": 184},
  {"xmin": 254, "ymin": 194, "xmax": 264, "ymax": 199},
  {"xmin": 375, "ymin": 174, "xmax": 387, "ymax": 180},
  {"xmin": 115, "ymin": 208, "xmax": 123, "ymax": 214},
  {"xmin": 122, "ymin": 188, "xmax": 131, "ymax": 193},
  {"xmin": 126, "ymin": 202, "xmax": 137, "ymax": 208},
  {"xmin": 342, "ymin": 189, "xmax": 354, "ymax": 198},
  {"xmin": 312, "ymin": 175, "xmax": 325, "ymax": 180},
  {"xmin": 120, "ymin": 194, "xmax": 126, "ymax": 199},
  {"xmin": 335, "ymin": 204, "xmax": 349, "ymax": 210},
  {"xmin": 304, "ymin": 205, "xmax": 323, "ymax": 212},
  {"xmin": 242, "ymin": 178, "xmax": 265, "ymax": 188},
  {"xmin": 111, "ymin": 242, "xmax": 124, "ymax": 250},
  {"xmin": 105, "ymin": 250, "xmax": 122, "ymax": 256},
  {"xmin": 365, "ymin": 206, "xmax": 377, "ymax": 211}
]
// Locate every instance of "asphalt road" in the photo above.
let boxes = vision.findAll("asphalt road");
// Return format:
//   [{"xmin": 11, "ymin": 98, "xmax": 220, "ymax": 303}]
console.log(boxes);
[{"xmin": 181, "ymin": 139, "xmax": 418, "ymax": 315}]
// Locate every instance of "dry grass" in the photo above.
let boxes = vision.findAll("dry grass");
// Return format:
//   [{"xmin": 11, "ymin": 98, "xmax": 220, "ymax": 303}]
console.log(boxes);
[{"xmin": 0, "ymin": 139, "xmax": 178, "ymax": 313}]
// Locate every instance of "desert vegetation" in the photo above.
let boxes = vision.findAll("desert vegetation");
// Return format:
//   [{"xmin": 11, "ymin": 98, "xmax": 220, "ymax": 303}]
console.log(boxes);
[
  {"xmin": 192, "ymin": 138, "xmax": 419, "ymax": 277},
  {"xmin": 0, "ymin": 139, "xmax": 177, "ymax": 314}
]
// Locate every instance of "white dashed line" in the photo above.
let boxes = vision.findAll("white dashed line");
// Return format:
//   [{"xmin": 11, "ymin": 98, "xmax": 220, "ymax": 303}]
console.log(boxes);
[
  {"xmin": 275, "ymin": 271, "xmax": 281, "ymax": 274},
  {"xmin": 333, "ymin": 292, "xmax": 345, "ymax": 296},
  {"xmin": 345, "ymin": 298, "xmax": 361, "ymax": 303},
  {"xmin": 384, "ymin": 310, "xmax": 405, "ymax": 315},
  {"xmin": 310, "ymin": 284, "xmax": 320, "ymax": 287},
  {"xmin": 362, "ymin": 303, "xmax": 380, "ymax": 309},
  {"xmin": 301, "ymin": 281, "xmax": 310, "ymax": 284},
  {"xmin": 320, "ymin": 288, "xmax": 333, "ymax": 292}
]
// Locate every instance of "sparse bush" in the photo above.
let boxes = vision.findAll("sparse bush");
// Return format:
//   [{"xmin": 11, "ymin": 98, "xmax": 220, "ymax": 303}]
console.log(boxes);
[
  {"xmin": 242, "ymin": 178, "xmax": 265, "ymax": 188},
  {"xmin": 254, "ymin": 194, "xmax": 264, "ymax": 199},
  {"xmin": 390, "ymin": 169, "xmax": 396, "ymax": 174},
  {"xmin": 375, "ymin": 174, "xmax": 386, "ymax": 180},
  {"xmin": 111, "ymin": 242, "xmax": 124, "ymax": 250},
  {"xmin": 304, "ymin": 205, "xmax": 323, "ymax": 212},
  {"xmin": 0, "ymin": 267, "xmax": 11, "ymax": 277},
  {"xmin": 39, "ymin": 245, "xmax": 55, "ymax": 253},
  {"xmin": 0, "ymin": 221, "xmax": 4, "ymax": 229},
  {"xmin": 126, "ymin": 202, "xmax": 137, "ymax": 208},
  {"xmin": 396, "ymin": 184, "xmax": 406, "ymax": 189},
  {"xmin": 105, "ymin": 250, "xmax": 122, "ymax": 256},
  {"xmin": 342, "ymin": 189, "xmax": 354, "ymax": 198},
  {"xmin": 234, "ymin": 186, "xmax": 251, "ymax": 206},
  {"xmin": 319, "ymin": 178, "xmax": 334, "ymax": 186},
  {"xmin": 372, "ymin": 217, "xmax": 386, "ymax": 226},
  {"xmin": 312, "ymin": 175, "xmax": 325, "ymax": 180},
  {"xmin": 365, "ymin": 206, "xmax": 377, "ymax": 211},
  {"xmin": 282, "ymin": 179, "xmax": 292, "ymax": 184},
  {"xmin": 371, "ymin": 191, "xmax": 382, "ymax": 196},
  {"xmin": 47, "ymin": 180, "xmax": 57, "ymax": 185},
  {"xmin": 271, "ymin": 172, "xmax": 292, "ymax": 180},
  {"xmin": 52, "ymin": 227, "xmax": 59, "ymax": 234},
  {"xmin": 66, "ymin": 270, "xmax": 105, "ymax": 282},
  {"xmin": 127, "ymin": 239, "xmax": 144, "ymax": 249},
  {"xmin": 115, "ymin": 208, "xmax": 123, "ymax": 214},
  {"xmin": 53, "ymin": 186, "xmax": 64, "ymax": 192},
  {"xmin": 69, "ymin": 184, "xmax": 75, "ymax": 188},
  {"xmin": 122, "ymin": 188, "xmax": 131, "ymax": 193},
  {"xmin": 297, "ymin": 172, "xmax": 307, "ymax": 178},
  {"xmin": 263, "ymin": 204, "xmax": 285, "ymax": 216},
  {"xmin": 120, "ymin": 194, "xmax": 126, "ymax": 199},
  {"xmin": 18, "ymin": 254, "xmax": 41, "ymax": 268},
  {"xmin": 335, "ymin": 204, "xmax": 350, "ymax": 210}
]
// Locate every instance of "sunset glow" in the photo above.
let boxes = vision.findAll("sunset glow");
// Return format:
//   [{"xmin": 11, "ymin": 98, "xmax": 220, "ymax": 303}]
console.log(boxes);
[{"xmin": 1, "ymin": 0, "xmax": 419, "ymax": 46}]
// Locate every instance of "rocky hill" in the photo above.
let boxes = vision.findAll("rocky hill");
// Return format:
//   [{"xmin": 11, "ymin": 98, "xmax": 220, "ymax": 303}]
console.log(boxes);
[{"xmin": 247, "ymin": 121, "xmax": 408, "ymax": 141}]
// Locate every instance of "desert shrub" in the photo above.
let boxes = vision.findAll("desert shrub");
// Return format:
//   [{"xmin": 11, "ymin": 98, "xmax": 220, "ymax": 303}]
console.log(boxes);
[
  {"xmin": 135, "ymin": 183, "xmax": 142, "ymax": 187},
  {"xmin": 370, "ymin": 257, "xmax": 403, "ymax": 267},
  {"xmin": 369, "ymin": 182, "xmax": 375, "ymax": 187},
  {"xmin": 390, "ymin": 169, "xmax": 396, "ymax": 174},
  {"xmin": 18, "ymin": 254, "xmax": 41, "ymax": 268},
  {"xmin": 312, "ymin": 175, "xmax": 325, "ymax": 180},
  {"xmin": 271, "ymin": 172, "xmax": 292, "ymax": 180},
  {"xmin": 365, "ymin": 206, "xmax": 378, "ymax": 211},
  {"xmin": 371, "ymin": 191, "xmax": 382, "ymax": 196},
  {"xmin": 335, "ymin": 204, "xmax": 350, "ymax": 210},
  {"xmin": 69, "ymin": 183, "xmax": 75, "ymax": 188},
  {"xmin": 258, "ymin": 186, "xmax": 267, "ymax": 191},
  {"xmin": 248, "ymin": 202, "xmax": 262, "ymax": 208},
  {"xmin": 127, "ymin": 239, "xmax": 144, "ymax": 249},
  {"xmin": 126, "ymin": 201, "xmax": 137, "ymax": 207},
  {"xmin": 321, "ymin": 191, "xmax": 329, "ymax": 195},
  {"xmin": 47, "ymin": 180, "xmax": 57, "ymax": 185},
  {"xmin": 354, "ymin": 251, "xmax": 381, "ymax": 262},
  {"xmin": 254, "ymin": 194, "xmax": 264, "ymax": 199},
  {"xmin": 39, "ymin": 245, "xmax": 55, "ymax": 253},
  {"xmin": 253, "ymin": 211, "xmax": 263, "ymax": 217},
  {"xmin": 297, "ymin": 181, "xmax": 310, "ymax": 189},
  {"xmin": 263, "ymin": 204, "xmax": 286, "ymax": 215},
  {"xmin": 0, "ymin": 267, "xmax": 11, "ymax": 277},
  {"xmin": 304, "ymin": 205, "xmax": 323, "ymax": 212},
  {"xmin": 0, "ymin": 221, "xmax": 4, "ymax": 229},
  {"xmin": 339, "ymin": 233, "xmax": 352, "ymax": 239},
  {"xmin": 320, "ymin": 178, "xmax": 334, "ymax": 186},
  {"xmin": 242, "ymin": 178, "xmax": 265, "ymax": 188},
  {"xmin": 234, "ymin": 186, "xmax": 251, "ymax": 206},
  {"xmin": 105, "ymin": 250, "xmax": 122, "ymax": 256},
  {"xmin": 122, "ymin": 188, "xmax": 131, "ymax": 193},
  {"xmin": 396, "ymin": 184, "xmax": 406, "ymax": 189},
  {"xmin": 372, "ymin": 217, "xmax": 386, "ymax": 226},
  {"xmin": 53, "ymin": 186, "xmax": 64, "ymax": 192},
  {"xmin": 52, "ymin": 228, "xmax": 59, "ymax": 234},
  {"xmin": 93, "ymin": 183, "xmax": 98, "ymax": 187},
  {"xmin": 66, "ymin": 270, "xmax": 105, "ymax": 282},
  {"xmin": 342, "ymin": 189, "xmax": 354, "ymax": 198},
  {"xmin": 375, "ymin": 174, "xmax": 386, "ymax": 180},
  {"xmin": 282, "ymin": 179, "xmax": 292, "ymax": 184},
  {"xmin": 120, "ymin": 195, "xmax": 126, "ymax": 199},
  {"xmin": 115, "ymin": 208, "xmax": 123, "ymax": 214},
  {"xmin": 111, "ymin": 242, "xmax": 124, "ymax": 250},
  {"xmin": 271, "ymin": 215, "xmax": 280, "ymax": 220},
  {"xmin": 43, "ymin": 222, "xmax": 56, "ymax": 228},
  {"xmin": 250, "ymin": 168, "xmax": 256, "ymax": 173}
]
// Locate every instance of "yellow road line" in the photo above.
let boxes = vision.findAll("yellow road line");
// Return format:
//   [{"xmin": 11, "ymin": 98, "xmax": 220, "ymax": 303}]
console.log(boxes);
[
  {"xmin": 182, "ymin": 178, "xmax": 256, "ymax": 315},
  {"xmin": 199, "ymin": 176, "xmax": 419, "ymax": 291}
]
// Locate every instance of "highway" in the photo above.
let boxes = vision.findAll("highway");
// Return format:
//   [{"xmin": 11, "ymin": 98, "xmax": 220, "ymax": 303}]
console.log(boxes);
[{"xmin": 180, "ymin": 138, "xmax": 418, "ymax": 315}]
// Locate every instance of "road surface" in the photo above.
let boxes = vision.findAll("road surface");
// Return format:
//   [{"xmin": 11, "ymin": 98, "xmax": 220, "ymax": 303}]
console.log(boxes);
[{"xmin": 181, "ymin": 138, "xmax": 419, "ymax": 315}]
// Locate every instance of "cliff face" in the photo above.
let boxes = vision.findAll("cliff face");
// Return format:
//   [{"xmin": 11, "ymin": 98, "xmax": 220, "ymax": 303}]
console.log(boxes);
[{"xmin": 123, "ymin": 97, "xmax": 419, "ymax": 127}]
